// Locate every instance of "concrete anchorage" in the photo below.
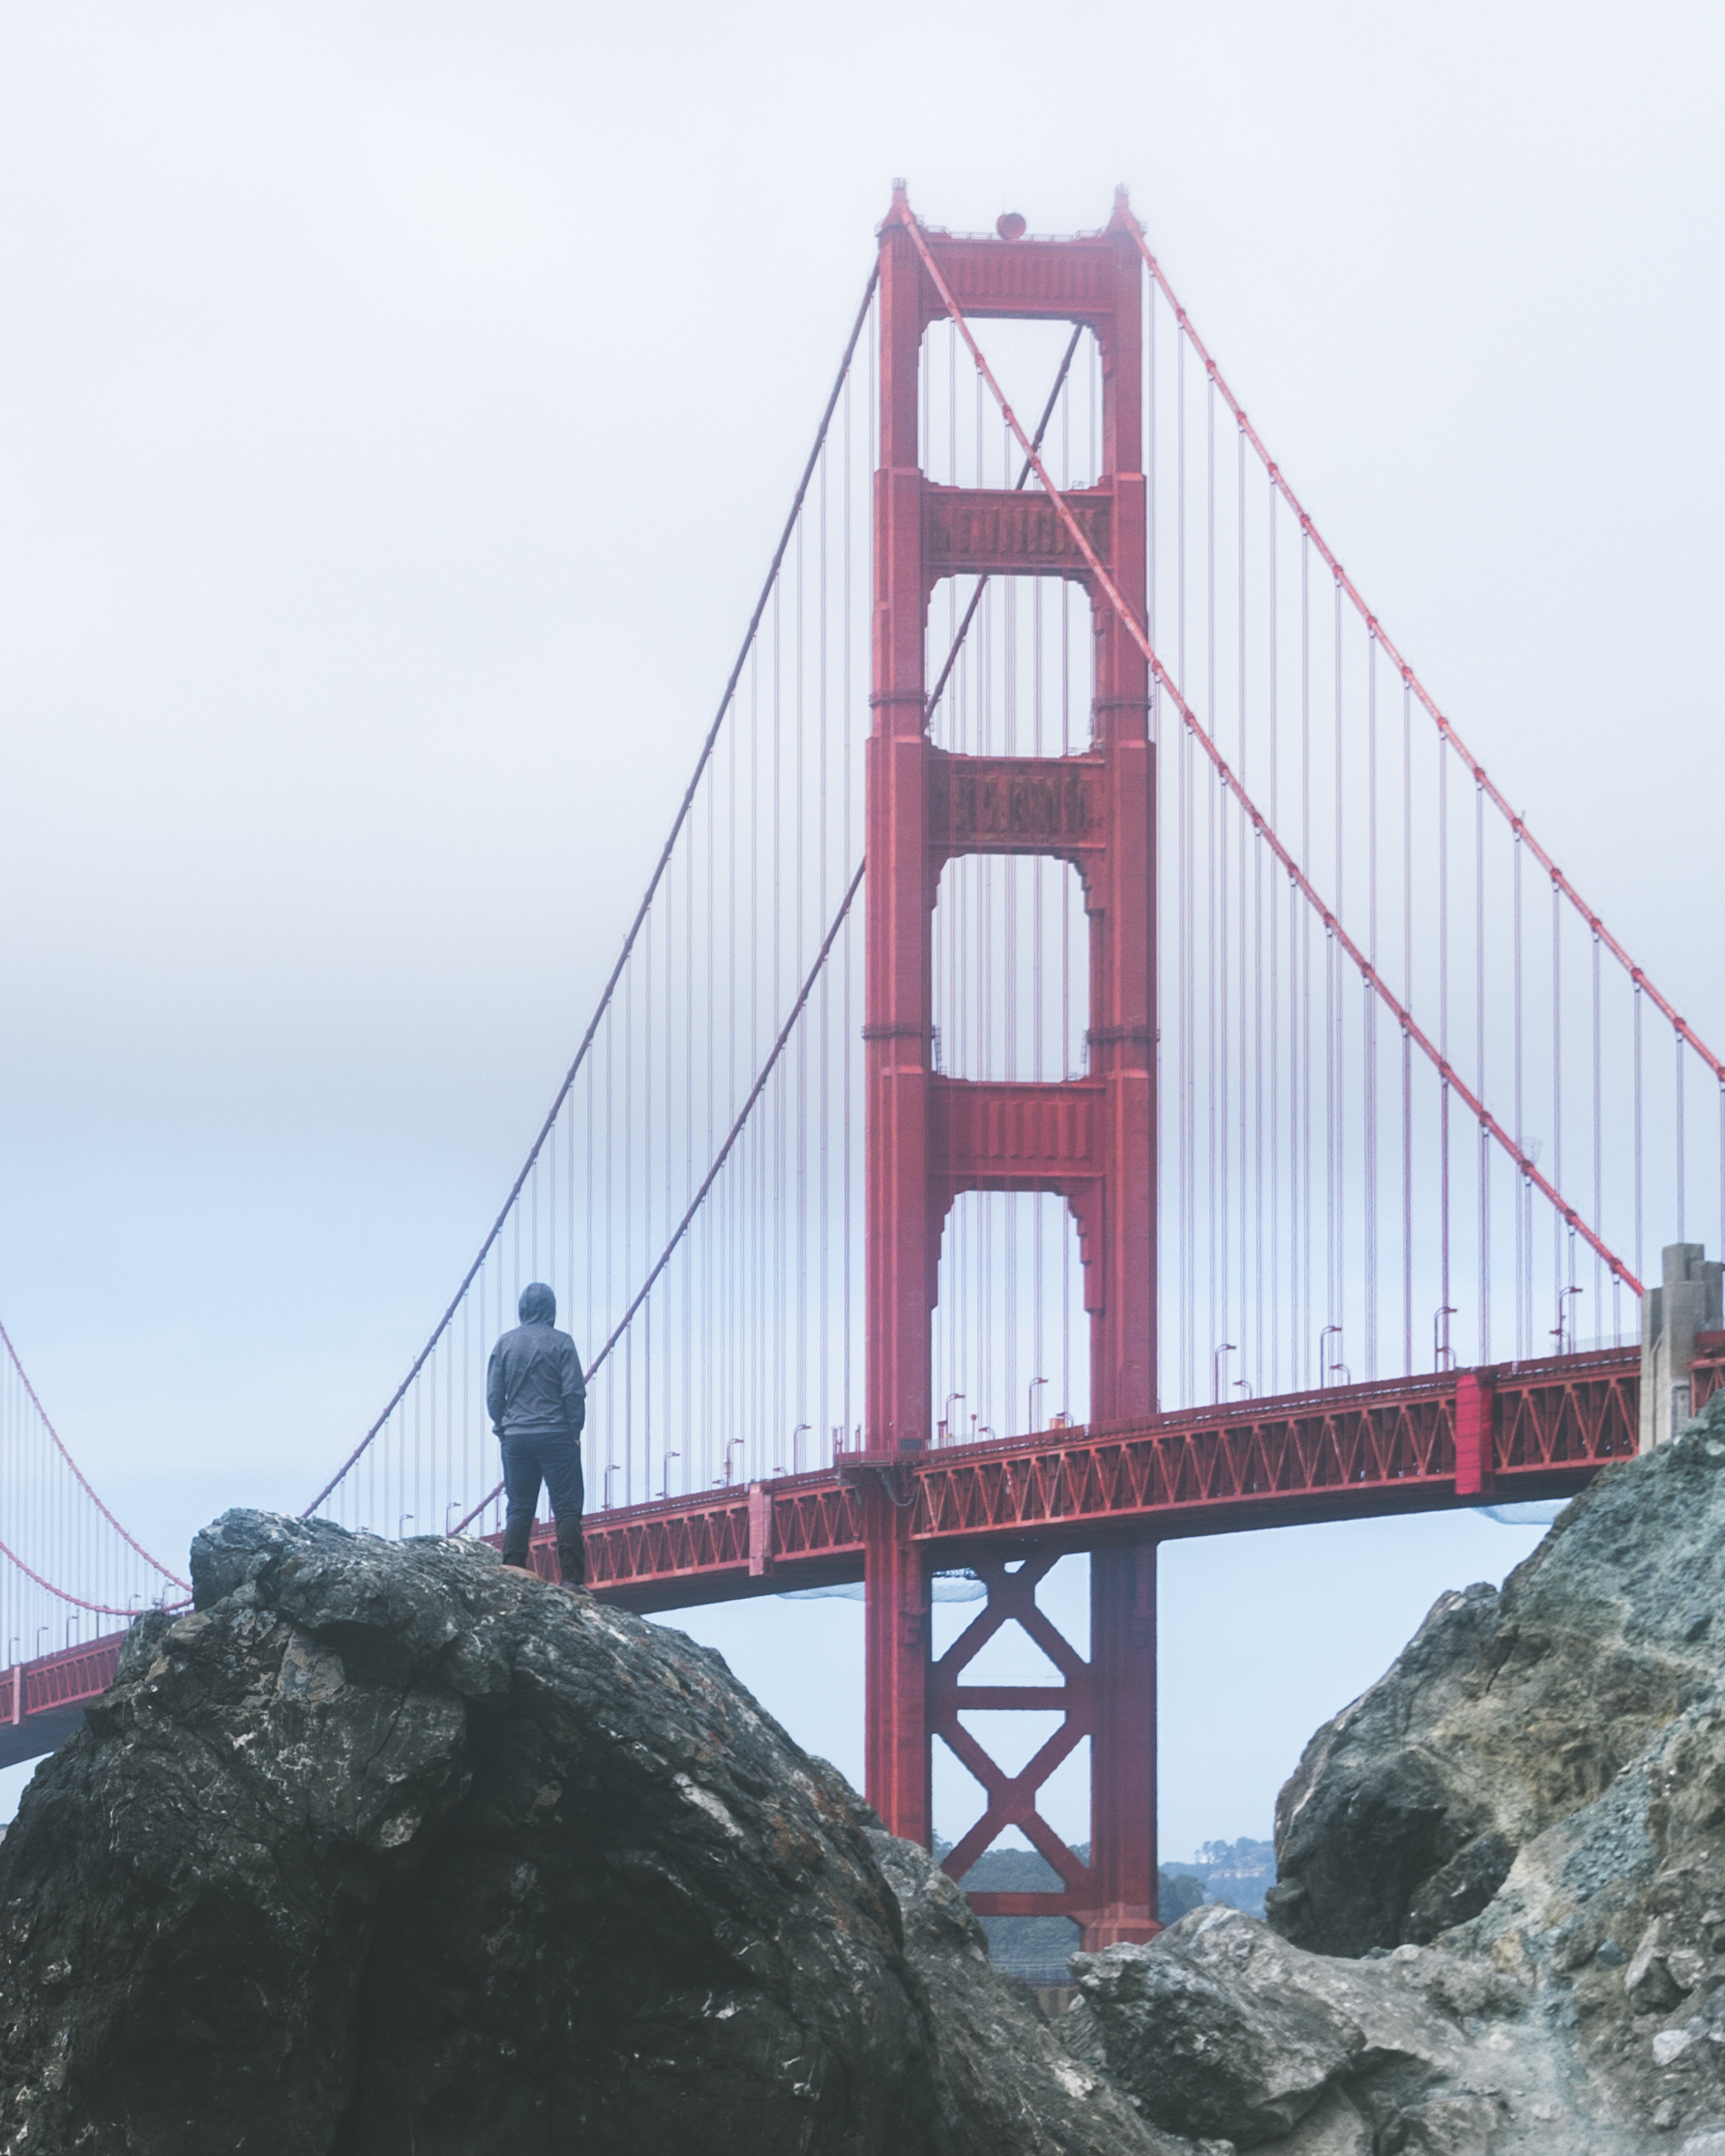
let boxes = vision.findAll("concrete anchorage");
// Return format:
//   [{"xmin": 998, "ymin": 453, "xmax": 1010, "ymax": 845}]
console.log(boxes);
[{"xmin": 1641, "ymin": 1241, "xmax": 1724, "ymax": 1451}]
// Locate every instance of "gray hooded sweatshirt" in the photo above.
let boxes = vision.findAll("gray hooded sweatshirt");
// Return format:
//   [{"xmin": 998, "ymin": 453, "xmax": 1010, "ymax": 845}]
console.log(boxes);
[{"xmin": 486, "ymin": 1283, "xmax": 586, "ymax": 1440}]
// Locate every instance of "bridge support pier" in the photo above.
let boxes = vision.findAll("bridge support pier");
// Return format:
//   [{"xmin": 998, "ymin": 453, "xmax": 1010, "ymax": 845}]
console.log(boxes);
[
  {"xmin": 1077, "ymin": 1544, "xmax": 1160, "ymax": 1948},
  {"xmin": 863, "ymin": 1470, "xmax": 932, "ymax": 1848},
  {"xmin": 906, "ymin": 1542, "xmax": 1161, "ymax": 1948}
]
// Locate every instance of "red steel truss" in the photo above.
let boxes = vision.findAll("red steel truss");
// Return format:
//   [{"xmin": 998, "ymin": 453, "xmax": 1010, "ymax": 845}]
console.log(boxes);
[
  {"xmin": 566, "ymin": 1349, "xmax": 1638, "ymax": 1610},
  {"xmin": 538, "ymin": 1347, "xmax": 1640, "ymax": 1937},
  {"xmin": 0, "ymin": 1635, "xmax": 125, "ymax": 1770},
  {"xmin": 0, "ymin": 1353, "xmax": 1642, "ymax": 1869},
  {"xmin": 863, "ymin": 187, "xmax": 1158, "ymax": 1943}
]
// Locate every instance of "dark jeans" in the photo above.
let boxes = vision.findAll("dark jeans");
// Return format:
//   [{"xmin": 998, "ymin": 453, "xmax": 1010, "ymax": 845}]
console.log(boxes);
[{"xmin": 499, "ymin": 1430, "xmax": 585, "ymax": 1581}]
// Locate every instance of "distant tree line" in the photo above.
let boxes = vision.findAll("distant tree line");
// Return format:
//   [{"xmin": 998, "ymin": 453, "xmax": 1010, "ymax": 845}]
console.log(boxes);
[{"xmin": 938, "ymin": 1836, "xmax": 1275, "ymax": 1976}]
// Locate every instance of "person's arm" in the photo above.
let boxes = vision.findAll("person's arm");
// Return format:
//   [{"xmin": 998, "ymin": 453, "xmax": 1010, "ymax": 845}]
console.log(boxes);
[
  {"xmin": 486, "ymin": 1342, "xmax": 506, "ymax": 1434},
  {"xmin": 561, "ymin": 1340, "xmax": 586, "ymax": 1441}
]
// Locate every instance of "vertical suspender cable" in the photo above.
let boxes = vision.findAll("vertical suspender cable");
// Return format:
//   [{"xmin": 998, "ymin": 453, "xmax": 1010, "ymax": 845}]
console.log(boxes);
[
  {"xmin": 1208, "ymin": 372, "xmax": 1222, "ymax": 1385},
  {"xmin": 1552, "ymin": 875, "xmax": 1563, "ymax": 1332},
  {"xmin": 1634, "ymin": 978, "xmax": 1643, "ymax": 1304},
  {"xmin": 1677, "ymin": 1031, "xmax": 1687, "ymax": 1245},
  {"xmin": 1401, "ymin": 676, "xmax": 1413, "ymax": 1375},
  {"xmin": 1300, "ymin": 529, "xmax": 1312, "ymax": 1383},
  {"xmin": 1514, "ymin": 826, "xmax": 1525, "ymax": 1358},
  {"xmin": 1438, "ymin": 731, "xmax": 1450, "ymax": 1367},
  {"xmin": 1592, "ymin": 928, "xmax": 1602, "ymax": 1341},
  {"xmin": 1365, "ymin": 630, "xmax": 1378, "ymax": 1377},
  {"xmin": 1476, "ymin": 775, "xmax": 1489, "ymax": 1361},
  {"xmin": 1267, "ymin": 473, "xmax": 1280, "ymax": 1395},
  {"xmin": 1332, "ymin": 576, "xmax": 1344, "ymax": 1370}
]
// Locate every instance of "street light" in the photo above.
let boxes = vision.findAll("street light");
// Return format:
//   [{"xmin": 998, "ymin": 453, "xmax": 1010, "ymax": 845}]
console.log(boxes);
[
  {"xmin": 941, "ymin": 1392, "xmax": 966, "ymax": 1444},
  {"xmin": 604, "ymin": 1462, "xmax": 623, "ymax": 1509},
  {"xmin": 726, "ymin": 1438, "xmax": 748, "ymax": 1484},
  {"xmin": 1027, "ymin": 1377, "xmax": 1048, "ymax": 1433},
  {"xmin": 1319, "ymin": 1325, "xmax": 1343, "ymax": 1386},
  {"xmin": 398, "ymin": 1514, "xmax": 414, "ymax": 1540},
  {"xmin": 659, "ymin": 1451, "xmax": 681, "ymax": 1499},
  {"xmin": 1434, "ymin": 1306, "xmax": 1457, "ymax": 1373},
  {"xmin": 784, "ymin": 1424, "xmax": 810, "ymax": 1474},
  {"xmin": 1554, "ymin": 1285, "xmax": 1584, "ymax": 1354},
  {"xmin": 1214, "ymin": 1344, "xmax": 1237, "ymax": 1403}
]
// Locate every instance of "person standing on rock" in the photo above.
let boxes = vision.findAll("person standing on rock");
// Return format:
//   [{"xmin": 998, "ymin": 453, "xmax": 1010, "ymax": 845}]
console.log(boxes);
[{"xmin": 486, "ymin": 1282, "xmax": 587, "ymax": 1589}]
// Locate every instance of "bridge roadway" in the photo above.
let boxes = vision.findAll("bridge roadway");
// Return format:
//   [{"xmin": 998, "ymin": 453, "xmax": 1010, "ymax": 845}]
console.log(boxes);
[{"xmin": 0, "ymin": 1344, "xmax": 1646, "ymax": 1771}]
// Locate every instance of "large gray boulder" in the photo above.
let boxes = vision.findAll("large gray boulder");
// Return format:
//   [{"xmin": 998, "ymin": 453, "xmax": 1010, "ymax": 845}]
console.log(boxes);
[
  {"xmin": 1070, "ymin": 1905, "xmax": 1533, "ymax": 2151},
  {"xmin": 1062, "ymin": 1398, "xmax": 1725, "ymax": 2151},
  {"xmin": 1268, "ymin": 1402, "xmax": 1725, "ymax": 1958},
  {"xmin": 0, "ymin": 1509, "xmax": 1163, "ymax": 2156}
]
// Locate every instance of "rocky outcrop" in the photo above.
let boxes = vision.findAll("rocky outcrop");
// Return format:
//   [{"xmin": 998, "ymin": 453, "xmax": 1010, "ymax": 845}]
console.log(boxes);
[
  {"xmin": 1062, "ymin": 1395, "xmax": 1725, "ymax": 2151},
  {"xmin": 1070, "ymin": 1905, "xmax": 1548, "ymax": 2152},
  {"xmin": 866, "ymin": 1832, "xmax": 1192, "ymax": 2156},
  {"xmin": 1268, "ymin": 1405, "xmax": 1725, "ymax": 1960},
  {"xmin": 0, "ymin": 1509, "xmax": 1159, "ymax": 2156}
]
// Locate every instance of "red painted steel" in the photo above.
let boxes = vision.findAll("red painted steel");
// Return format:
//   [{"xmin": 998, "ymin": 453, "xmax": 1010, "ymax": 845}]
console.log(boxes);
[
  {"xmin": 1452, "ymin": 1370, "xmax": 1495, "ymax": 1496},
  {"xmin": 1691, "ymin": 1333, "xmax": 1725, "ymax": 1417},
  {"xmin": 864, "ymin": 189, "xmax": 1158, "ymax": 1943},
  {"xmin": 0, "ymin": 1632, "xmax": 125, "ymax": 1770},
  {"xmin": 932, "ymin": 1553, "xmax": 1094, "ymax": 1912},
  {"xmin": 0, "ymin": 1354, "xmax": 1645, "ymax": 1850},
  {"xmin": 561, "ymin": 1347, "xmax": 1641, "ymax": 1938},
  {"xmin": 24, "ymin": 1635, "xmax": 124, "ymax": 1715},
  {"xmin": 897, "ymin": 194, "xmax": 1641, "ymax": 1303},
  {"xmin": 558, "ymin": 1351, "xmax": 1639, "ymax": 1611},
  {"xmin": 1087, "ymin": 1547, "xmax": 1158, "ymax": 1943}
]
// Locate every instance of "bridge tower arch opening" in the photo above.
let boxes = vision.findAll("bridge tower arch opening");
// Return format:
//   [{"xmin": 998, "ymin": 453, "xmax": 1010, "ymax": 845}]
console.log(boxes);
[{"xmin": 863, "ymin": 187, "xmax": 1160, "ymax": 1946}]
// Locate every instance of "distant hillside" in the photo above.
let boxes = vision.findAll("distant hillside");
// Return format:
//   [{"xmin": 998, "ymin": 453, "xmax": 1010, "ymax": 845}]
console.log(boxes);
[
  {"xmin": 1161, "ymin": 1837, "xmax": 1275, "ymax": 1920},
  {"xmin": 944, "ymin": 1844, "xmax": 1214, "ymax": 1979}
]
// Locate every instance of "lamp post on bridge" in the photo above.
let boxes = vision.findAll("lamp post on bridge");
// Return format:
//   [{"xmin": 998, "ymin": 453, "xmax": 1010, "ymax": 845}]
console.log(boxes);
[{"xmin": 1555, "ymin": 1285, "xmax": 1584, "ymax": 1354}]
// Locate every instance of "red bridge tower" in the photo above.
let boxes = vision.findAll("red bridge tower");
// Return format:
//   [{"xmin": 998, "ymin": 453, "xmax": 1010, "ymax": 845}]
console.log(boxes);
[{"xmin": 863, "ymin": 190, "xmax": 1160, "ymax": 1948}]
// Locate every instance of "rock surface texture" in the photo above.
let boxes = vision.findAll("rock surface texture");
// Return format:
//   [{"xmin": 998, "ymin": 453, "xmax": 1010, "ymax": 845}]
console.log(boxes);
[
  {"xmin": 1063, "ymin": 1392, "xmax": 1725, "ymax": 2151},
  {"xmin": 0, "ymin": 1510, "xmax": 1158, "ymax": 2156}
]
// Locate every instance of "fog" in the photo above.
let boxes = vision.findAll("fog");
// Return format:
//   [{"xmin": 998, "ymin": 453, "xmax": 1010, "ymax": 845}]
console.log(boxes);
[{"xmin": 1, "ymin": 0, "xmax": 1719, "ymax": 1847}]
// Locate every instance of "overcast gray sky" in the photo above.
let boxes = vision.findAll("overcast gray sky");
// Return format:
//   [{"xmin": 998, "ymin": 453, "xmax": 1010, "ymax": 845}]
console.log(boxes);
[{"xmin": 2, "ymin": 0, "xmax": 1721, "ymax": 1848}]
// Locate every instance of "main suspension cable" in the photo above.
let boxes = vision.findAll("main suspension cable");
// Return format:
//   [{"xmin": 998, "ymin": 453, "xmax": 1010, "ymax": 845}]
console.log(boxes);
[
  {"xmin": 1119, "ymin": 206, "xmax": 1722, "ymax": 1087},
  {"xmin": 897, "ymin": 194, "xmax": 1641, "ymax": 1296},
  {"xmin": 304, "ymin": 265, "xmax": 881, "ymax": 1518},
  {"xmin": 447, "ymin": 857, "xmax": 866, "ymax": 1536}
]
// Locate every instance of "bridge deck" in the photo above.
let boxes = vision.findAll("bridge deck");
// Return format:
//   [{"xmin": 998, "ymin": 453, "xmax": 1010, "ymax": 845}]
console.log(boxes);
[
  {"xmin": 0, "ymin": 1348, "xmax": 1640, "ymax": 1766},
  {"xmin": 550, "ymin": 1345, "xmax": 1640, "ymax": 1611}
]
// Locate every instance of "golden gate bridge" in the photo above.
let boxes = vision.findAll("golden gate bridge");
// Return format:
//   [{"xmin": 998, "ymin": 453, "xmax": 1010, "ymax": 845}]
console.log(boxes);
[{"xmin": 1, "ymin": 188, "xmax": 1714, "ymax": 1948}]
